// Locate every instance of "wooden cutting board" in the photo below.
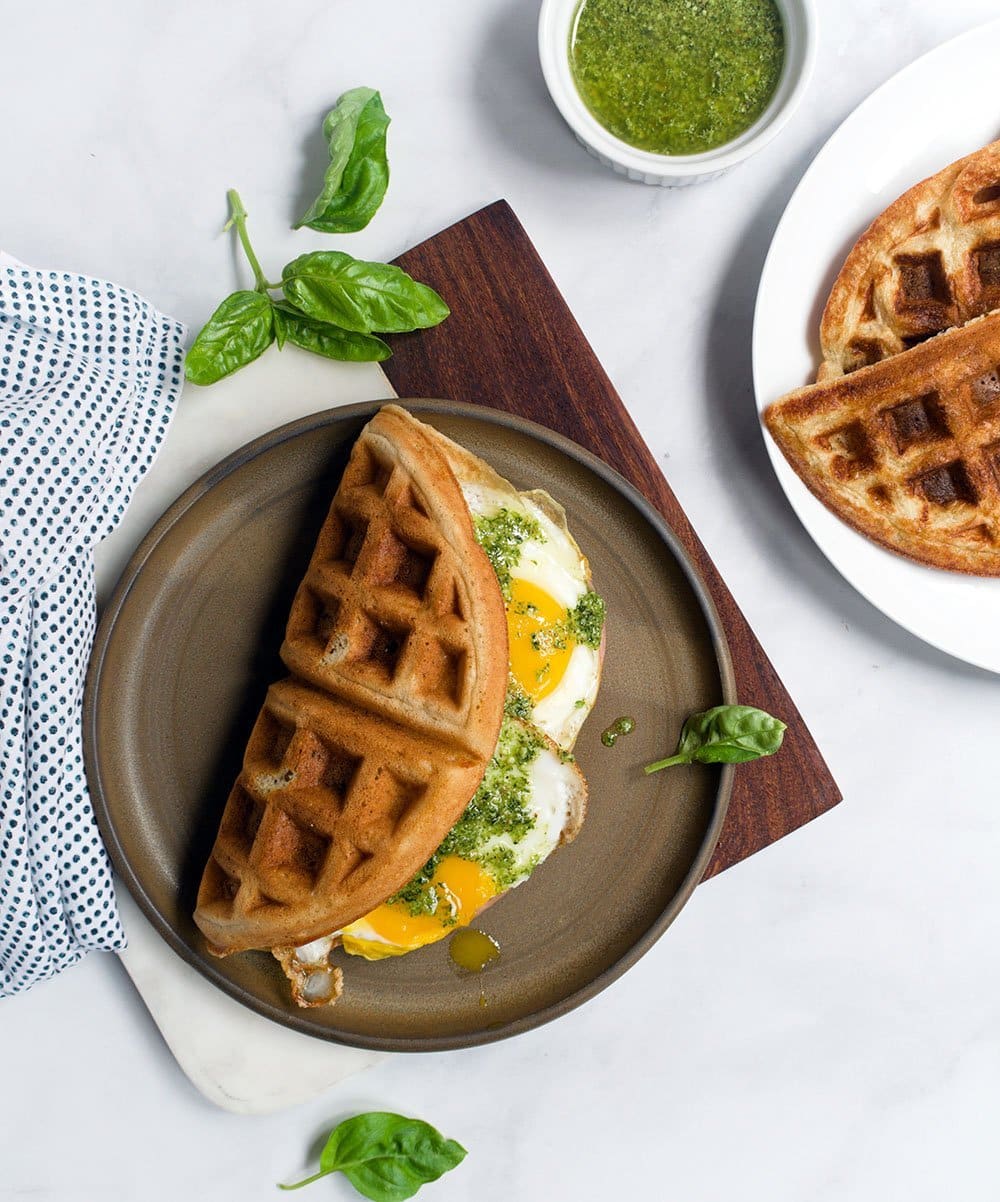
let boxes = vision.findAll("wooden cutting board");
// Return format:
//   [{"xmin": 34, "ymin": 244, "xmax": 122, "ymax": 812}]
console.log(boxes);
[{"xmin": 385, "ymin": 200, "xmax": 841, "ymax": 875}]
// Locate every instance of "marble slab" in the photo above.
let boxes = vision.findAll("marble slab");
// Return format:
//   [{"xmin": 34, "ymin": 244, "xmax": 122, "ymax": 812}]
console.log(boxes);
[{"xmin": 116, "ymin": 892, "xmax": 384, "ymax": 1114}]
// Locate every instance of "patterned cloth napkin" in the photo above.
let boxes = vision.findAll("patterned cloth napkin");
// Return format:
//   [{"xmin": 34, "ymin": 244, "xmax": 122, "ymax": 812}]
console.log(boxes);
[{"xmin": 0, "ymin": 255, "xmax": 185, "ymax": 997}]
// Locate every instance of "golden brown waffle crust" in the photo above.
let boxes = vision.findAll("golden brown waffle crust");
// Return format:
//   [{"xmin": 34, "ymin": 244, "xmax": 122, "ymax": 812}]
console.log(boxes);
[
  {"xmin": 281, "ymin": 406, "xmax": 508, "ymax": 760},
  {"xmin": 194, "ymin": 406, "xmax": 508, "ymax": 954},
  {"xmin": 819, "ymin": 140, "xmax": 1000, "ymax": 381},
  {"xmin": 765, "ymin": 313, "xmax": 1000, "ymax": 575}
]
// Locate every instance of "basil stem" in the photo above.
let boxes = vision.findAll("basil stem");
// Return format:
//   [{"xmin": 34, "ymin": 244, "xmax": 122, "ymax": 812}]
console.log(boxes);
[{"xmin": 224, "ymin": 189, "xmax": 269, "ymax": 293}]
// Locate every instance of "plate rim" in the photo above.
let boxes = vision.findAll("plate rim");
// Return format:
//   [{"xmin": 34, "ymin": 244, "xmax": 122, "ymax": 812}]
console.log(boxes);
[
  {"xmin": 752, "ymin": 18, "xmax": 1000, "ymax": 673},
  {"xmin": 84, "ymin": 398, "xmax": 735, "ymax": 1051}
]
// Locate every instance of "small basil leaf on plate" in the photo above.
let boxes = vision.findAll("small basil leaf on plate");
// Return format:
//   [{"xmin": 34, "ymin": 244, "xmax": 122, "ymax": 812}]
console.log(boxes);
[
  {"xmin": 644, "ymin": 705, "xmax": 786, "ymax": 774},
  {"xmin": 298, "ymin": 89, "xmax": 391, "ymax": 234},
  {"xmin": 275, "ymin": 302, "xmax": 391, "ymax": 362},
  {"xmin": 282, "ymin": 250, "xmax": 449, "ymax": 334},
  {"xmin": 279, "ymin": 1111, "xmax": 467, "ymax": 1201},
  {"xmin": 184, "ymin": 290, "xmax": 274, "ymax": 385}
]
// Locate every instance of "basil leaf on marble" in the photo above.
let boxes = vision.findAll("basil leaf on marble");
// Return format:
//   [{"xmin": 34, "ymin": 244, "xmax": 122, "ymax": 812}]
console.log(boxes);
[
  {"xmin": 278, "ymin": 1112, "xmax": 467, "ymax": 1201},
  {"xmin": 644, "ymin": 705, "xmax": 786, "ymax": 773},
  {"xmin": 298, "ymin": 88, "xmax": 391, "ymax": 234},
  {"xmin": 275, "ymin": 302, "xmax": 391, "ymax": 362},
  {"xmin": 282, "ymin": 251, "xmax": 449, "ymax": 334},
  {"xmin": 184, "ymin": 289, "xmax": 274, "ymax": 384},
  {"xmin": 272, "ymin": 300, "xmax": 289, "ymax": 350}
]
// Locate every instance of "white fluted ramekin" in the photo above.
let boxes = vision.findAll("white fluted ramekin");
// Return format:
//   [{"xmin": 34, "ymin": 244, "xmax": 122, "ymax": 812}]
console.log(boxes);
[{"xmin": 539, "ymin": 0, "xmax": 817, "ymax": 187}]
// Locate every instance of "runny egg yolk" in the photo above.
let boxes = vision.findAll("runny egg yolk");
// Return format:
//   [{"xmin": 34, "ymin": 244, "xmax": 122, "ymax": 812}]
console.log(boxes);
[
  {"xmin": 340, "ymin": 855, "xmax": 498, "ymax": 959},
  {"xmin": 506, "ymin": 578, "xmax": 573, "ymax": 703}
]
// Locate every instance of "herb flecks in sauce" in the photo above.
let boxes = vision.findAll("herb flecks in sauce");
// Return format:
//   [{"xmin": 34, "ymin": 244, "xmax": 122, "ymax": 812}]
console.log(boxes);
[
  {"xmin": 520, "ymin": 589, "xmax": 605, "ymax": 658},
  {"xmin": 569, "ymin": 590, "xmax": 605, "ymax": 649},
  {"xmin": 388, "ymin": 718, "xmax": 543, "ymax": 915},
  {"xmin": 504, "ymin": 677, "xmax": 534, "ymax": 720},
  {"xmin": 569, "ymin": 0, "xmax": 785, "ymax": 156},
  {"xmin": 601, "ymin": 715, "xmax": 636, "ymax": 747},
  {"xmin": 473, "ymin": 508, "xmax": 544, "ymax": 599}
]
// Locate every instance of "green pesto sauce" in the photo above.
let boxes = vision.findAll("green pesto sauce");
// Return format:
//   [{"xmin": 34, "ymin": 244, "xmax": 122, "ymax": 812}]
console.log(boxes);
[
  {"xmin": 388, "ymin": 717, "xmax": 544, "ymax": 916},
  {"xmin": 523, "ymin": 590, "xmax": 605, "ymax": 659},
  {"xmin": 504, "ymin": 676, "xmax": 534, "ymax": 721},
  {"xmin": 601, "ymin": 715, "xmax": 636, "ymax": 747},
  {"xmin": 570, "ymin": 591, "xmax": 605, "ymax": 649},
  {"xmin": 473, "ymin": 508, "xmax": 544, "ymax": 599},
  {"xmin": 569, "ymin": 0, "xmax": 785, "ymax": 156}
]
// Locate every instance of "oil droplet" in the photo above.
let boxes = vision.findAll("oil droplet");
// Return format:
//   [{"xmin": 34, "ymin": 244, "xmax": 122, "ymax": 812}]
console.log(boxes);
[
  {"xmin": 478, "ymin": 991, "xmax": 488, "ymax": 1009},
  {"xmin": 449, "ymin": 927, "xmax": 500, "ymax": 973}
]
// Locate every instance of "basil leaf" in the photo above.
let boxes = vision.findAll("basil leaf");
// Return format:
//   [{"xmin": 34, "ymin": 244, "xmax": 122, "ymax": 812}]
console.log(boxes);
[
  {"xmin": 323, "ymin": 1113, "xmax": 465, "ymax": 1202},
  {"xmin": 275, "ymin": 303, "xmax": 391, "ymax": 362},
  {"xmin": 298, "ymin": 89, "xmax": 391, "ymax": 234},
  {"xmin": 644, "ymin": 705, "xmax": 786, "ymax": 774},
  {"xmin": 184, "ymin": 290, "xmax": 274, "ymax": 385},
  {"xmin": 272, "ymin": 301, "xmax": 288, "ymax": 350},
  {"xmin": 279, "ymin": 1112, "xmax": 466, "ymax": 1200},
  {"xmin": 282, "ymin": 250, "xmax": 449, "ymax": 334},
  {"xmin": 680, "ymin": 705, "xmax": 786, "ymax": 763}
]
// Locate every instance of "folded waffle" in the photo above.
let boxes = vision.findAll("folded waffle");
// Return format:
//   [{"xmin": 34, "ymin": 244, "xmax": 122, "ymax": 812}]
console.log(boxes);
[
  {"xmin": 194, "ymin": 406, "xmax": 508, "ymax": 960},
  {"xmin": 819, "ymin": 139, "xmax": 1000, "ymax": 381},
  {"xmin": 764, "ymin": 312, "xmax": 1000, "ymax": 574}
]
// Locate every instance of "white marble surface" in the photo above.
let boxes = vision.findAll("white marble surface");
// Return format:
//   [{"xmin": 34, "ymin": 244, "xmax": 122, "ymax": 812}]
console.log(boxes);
[{"xmin": 3, "ymin": 0, "xmax": 1000, "ymax": 1198}]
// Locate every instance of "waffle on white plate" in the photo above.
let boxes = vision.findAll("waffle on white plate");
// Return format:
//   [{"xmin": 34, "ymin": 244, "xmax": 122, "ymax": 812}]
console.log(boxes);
[
  {"xmin": 818, "ymin": 139, "xmax": 1000, "ymax": 381},
  {"xmin": 765, "ymin": 313, "xmax": 1000, "ymax": 574}
]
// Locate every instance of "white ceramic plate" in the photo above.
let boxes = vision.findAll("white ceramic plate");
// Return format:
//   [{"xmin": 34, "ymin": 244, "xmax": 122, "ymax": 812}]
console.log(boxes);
[{"xmin": 753, "ymin": 20, "xmax": 1000, "ymax": 672}]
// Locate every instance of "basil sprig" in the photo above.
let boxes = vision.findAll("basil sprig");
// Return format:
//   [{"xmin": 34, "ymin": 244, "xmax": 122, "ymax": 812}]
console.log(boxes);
[
  {"xmin": 279, "ymin": 1112, "xmax": 466, "ymax": 1202},
  {"xmin": 297, "ymin": 87, "xmax": 391, "ymax": 233},
  {"xmin": 184, "ymin": 189, "xmax": 445, "ymax": 385},
  {"xmin": 644, "ymin": 705, "xmax": 786, "ymax": 774}
]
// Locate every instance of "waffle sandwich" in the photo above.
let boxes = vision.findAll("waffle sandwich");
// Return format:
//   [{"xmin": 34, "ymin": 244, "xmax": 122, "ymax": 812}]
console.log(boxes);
[
  {"xmin": 194, "ymin": 405, "xmax": 605, "ymax": 1005},
  {"xmin": 818, "ymin": 140, "xmax": 1000, "ymax": 381},
  {"xmin": 765, "ymin": 313, "xmax": 1000, "ymax": 574}
]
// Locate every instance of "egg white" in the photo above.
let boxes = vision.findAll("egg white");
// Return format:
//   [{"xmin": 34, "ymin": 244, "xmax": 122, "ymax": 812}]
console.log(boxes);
[
  {"xmin": 463, "ymin": 484, "xmax": 603, "ymax": 750},
  {"xmin": 470, "ymin": 735, "xmax": 583, "ymax": 888}
]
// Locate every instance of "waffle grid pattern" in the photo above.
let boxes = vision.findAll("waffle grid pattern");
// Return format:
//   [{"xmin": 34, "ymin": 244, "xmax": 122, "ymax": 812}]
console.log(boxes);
[
  {"xmin": 282, "ymin": 439, "xmax": 479, "ymax": 747},
  {"xmin": 199, "ymin": 679, "xmax": 461, "ymax": 949},
  {"xmin": 194, "ymin": 409, "xmax": 506, "ymax": 956},
  {"xmin": 820, "ymin": 142, "xmax": 1000, "ymax": 379},
  {"xmin": 767, "ymin": 315, "xmax": 1000, "ymax": 573}
]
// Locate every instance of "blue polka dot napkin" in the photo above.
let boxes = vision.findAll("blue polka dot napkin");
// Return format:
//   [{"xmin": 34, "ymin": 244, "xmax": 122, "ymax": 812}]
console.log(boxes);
[{"xmin": 0, "ymin": 255, "xmax": 185, "ymax": 997}]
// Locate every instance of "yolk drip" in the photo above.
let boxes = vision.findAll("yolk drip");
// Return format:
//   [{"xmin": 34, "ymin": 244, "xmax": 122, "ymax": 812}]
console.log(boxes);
[
  {"xmin": 506, "ymin": 578, "xmax": 572, "ymax": 702},
  {"xmin": 449, "ymin": 927, "xmax": 501, "ymax": 973},
  {"xmin": 341, "ymin": 856, "xmax": 497, "ymax": 959}
]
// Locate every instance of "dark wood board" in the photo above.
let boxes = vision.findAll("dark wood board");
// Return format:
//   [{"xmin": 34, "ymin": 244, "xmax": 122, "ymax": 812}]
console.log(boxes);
[{"xmin": 385, "ymin": 200, "xmax": 840, "ymax": 878}]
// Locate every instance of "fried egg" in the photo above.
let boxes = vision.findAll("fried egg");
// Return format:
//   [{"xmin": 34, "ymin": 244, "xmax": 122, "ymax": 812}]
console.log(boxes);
[
  {"xmin": 463, "ymin": 482, "xmax": 605, "ymax": 752},
  {"xmin": 337, "ymin": 719, "xmax": 586, "ymax": 960},
  {"xmin": 287, "ymin": 455, "xmax": 604, "ymax": 974}
]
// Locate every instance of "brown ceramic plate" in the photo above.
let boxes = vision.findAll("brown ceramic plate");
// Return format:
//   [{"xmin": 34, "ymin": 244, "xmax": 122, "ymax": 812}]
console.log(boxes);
[{"xmin": 85, "ymin": 400, "xmax": 734, "ymax": 1051}]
